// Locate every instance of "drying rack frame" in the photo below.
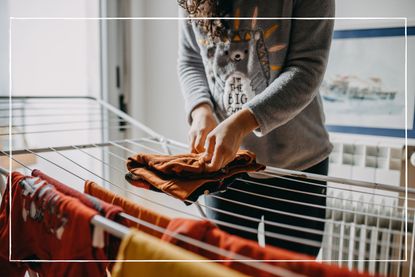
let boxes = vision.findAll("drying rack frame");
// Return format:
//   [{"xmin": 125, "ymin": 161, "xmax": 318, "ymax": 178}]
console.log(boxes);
[
  {"xmin": 1, "ymin": 95, "xmax": 412, "ymax": 195},
  {"xmin": 0, "ymin": 95, "xmax": 414, "ymax": 273}
]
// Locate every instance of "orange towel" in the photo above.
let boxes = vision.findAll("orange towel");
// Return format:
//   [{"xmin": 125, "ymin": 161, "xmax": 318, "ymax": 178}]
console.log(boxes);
[
  {"xmin": 84, "ymin": 180, "xmax": 170, "ymax": 239},
  {"xmin": 125, "ymin": 149, "xmax": 265, "ymax": 203}
]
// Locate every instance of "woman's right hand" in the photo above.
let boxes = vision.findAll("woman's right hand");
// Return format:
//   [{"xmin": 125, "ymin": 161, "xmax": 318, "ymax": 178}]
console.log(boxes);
[{"xmin": 188, "ymin": 103, "xmax": 217, "ymax": 153}]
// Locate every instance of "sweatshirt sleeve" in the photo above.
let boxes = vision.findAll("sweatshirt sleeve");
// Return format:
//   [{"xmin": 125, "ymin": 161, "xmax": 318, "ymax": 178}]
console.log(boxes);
[
  {"xmin": 177, "ymin": 9, "xmax": 214, "ymax": 125},
  {"xmin": 243, "ymin": 0, "xmax": 335, "ymax": 137}
]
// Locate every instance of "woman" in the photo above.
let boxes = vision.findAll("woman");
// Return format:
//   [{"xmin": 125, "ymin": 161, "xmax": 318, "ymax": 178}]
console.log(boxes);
[{"xmin": 177, "ymin": 0, "xmax": 334, "ymax": 257}]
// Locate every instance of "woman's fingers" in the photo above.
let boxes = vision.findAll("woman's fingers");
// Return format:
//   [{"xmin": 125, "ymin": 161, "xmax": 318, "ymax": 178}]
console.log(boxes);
[
  {"xmin": 194, "ymin": 131, "xmax": 207, "ymax": 153},
  {"xmin": 203, "ymin": 134, "xmax": 216, "ymax": 162},
  {"xmin": 189, "ymin": 132, "xmax": 196, "ymax": 153},
  {"xmin": 206, "ymin": 140, "xmax": 234, "ymax": 172},
  {"xmin": 188, "ymin": 110, "xmax": 218, "ymax": 154},
  {"xmin": 206, "ymin": 147, "xmax": 224, "ymax": 172},
  {"xmin": 189, "ymin": 129, "xmax": 207, "ymax": 153}
]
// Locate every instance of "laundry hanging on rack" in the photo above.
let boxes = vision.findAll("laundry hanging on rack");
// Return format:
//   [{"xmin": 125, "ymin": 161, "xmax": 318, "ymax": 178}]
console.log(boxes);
[
  {"xmin": 0, "ymin": 166, "xmax": 386, "ymax": 276},
  {"xmin": 1, "ymin": 171, "xmax": 251, "ymax": 277},
  {"xmin": 0, "ymin": 172, "xmax": 108, "ymax": 277},
  {"xmin": 84, "ymin": 180, "xmax": 377, "ymax": 277},
  {"xmin": 32, "ymin": 172, "xmax": 303, "ymax": 276},
  {"xmin": 31, "ymin": 170, "xmax": 128, "ymax": 262},
  {"xmin": 161, "ymin": 218, "xmax": 373, "ymax": 277},
  {"xmin": 112, "ymin": 228, "xmax": 246, "ymax": 277},
  {"xmin": 32, "ymin": 169, "xmax": 123, "ymax": 220},
  {"xmin": 125, "ymin": 149, "xmax": 264, "ymax": 203},
  {"xmin": 0, "ymin": 256, "xmax": 27, "ymax": 277},
  {"xmin": 0, "ymin": 176, "xmax": 26, "ymax": 277},
  {"xmin": 0, "ymin": 94, "xmax": 411, "ymax": 276},
  {"xmin": 83, "ymin": 180, "xmax": 304, "ymax": 277},
  {"xmin": 84, "ymin": 180, "xmax": 171, "ymax": 238}
]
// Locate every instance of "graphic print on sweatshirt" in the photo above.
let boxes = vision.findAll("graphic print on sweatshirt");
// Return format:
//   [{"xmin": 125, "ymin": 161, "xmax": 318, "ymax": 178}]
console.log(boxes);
[{"xmin": 199, "ymin": 7, "xmax": 286, "ymax": 117}]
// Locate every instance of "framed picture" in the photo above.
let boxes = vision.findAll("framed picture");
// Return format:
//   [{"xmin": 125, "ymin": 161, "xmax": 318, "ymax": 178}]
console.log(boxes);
[{"xmin": 324, "ymin": 26, "xmax": 415, "ymax": 138}]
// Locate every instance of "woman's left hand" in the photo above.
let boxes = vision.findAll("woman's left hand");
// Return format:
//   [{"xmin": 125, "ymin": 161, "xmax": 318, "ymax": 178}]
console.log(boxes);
[{"xmin": 203, "ymin": 108, "xmax": 259, "ymax": 172}]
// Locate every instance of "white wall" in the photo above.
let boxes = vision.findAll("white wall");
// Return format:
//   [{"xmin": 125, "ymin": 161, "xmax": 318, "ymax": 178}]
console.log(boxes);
[
  {"xmin": 335, "ymin": 0, "xmax": 415, "ymax": 19},
  {"xmin": 1, "ymin": 0, "xmax": 103, "ymax": 192},
  {"xmin": 7, "ymin": 0, "xmax": 100, "ymax": 97},
  {"xmin": 0, "ymin": 0, "xmax": 9, "ymax": 95},
  {"xmin": 126, "ymin": 1, "xmax": 199, "ymax": 218},
  {"xmin": 129, "ymin": 1, "xmax": 188, "ymax": 143}
]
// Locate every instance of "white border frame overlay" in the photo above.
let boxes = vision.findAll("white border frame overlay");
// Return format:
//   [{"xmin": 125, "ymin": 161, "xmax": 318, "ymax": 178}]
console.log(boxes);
[{"xmin": 8, "ymin": 17, "xmax": 409, "ymax": 264}]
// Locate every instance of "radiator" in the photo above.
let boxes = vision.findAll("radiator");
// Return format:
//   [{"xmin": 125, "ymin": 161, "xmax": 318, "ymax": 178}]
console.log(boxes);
[{"xmin": 321, "ymin": 140, "xmax": 415, "ymax": 276}]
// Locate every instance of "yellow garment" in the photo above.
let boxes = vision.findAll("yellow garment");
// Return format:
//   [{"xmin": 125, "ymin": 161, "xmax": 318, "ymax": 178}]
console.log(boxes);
[{"xmin": 112, "ymin": 229, "xmax": 246, "ymax": 277}]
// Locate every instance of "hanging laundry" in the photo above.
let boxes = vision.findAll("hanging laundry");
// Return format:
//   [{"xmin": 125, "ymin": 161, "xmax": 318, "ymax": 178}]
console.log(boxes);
[
  {"xmin": 32, "ymin": 170, "xmax": 123, "ymax": 220},
  {"xmin": 112, "ymin": 228, "xmax": 246, "ymax": 277},
  {"xmin": 125, "ymin": 149, "xmax": 264, "ymax": 203},
  {"xmin": 0, "ymin": 172, "xmax": 108, "ymax": 277},
  {"xmin": 161, "ymin": 218, "xmax": 375, "ymax": 277},
  {"xmin": 0, "ymin": 258, "xmax": 27, "ymax": 277},
  {"xmin": 0, "ymin": 188, "xmax": 27, "ymax": 277},
  {"xmin": 84, "ymin": 180, "xmax": 171, "ymax": 238},
  {"xmin": 31, "ymin": 170, "xmax": 126, "ymax": 261}
]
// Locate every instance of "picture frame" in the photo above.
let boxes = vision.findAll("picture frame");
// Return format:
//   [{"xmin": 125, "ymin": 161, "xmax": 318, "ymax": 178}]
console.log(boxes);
[{"xmin": 324, "ymin": 25, "xmax": 415, "ymax": 138}]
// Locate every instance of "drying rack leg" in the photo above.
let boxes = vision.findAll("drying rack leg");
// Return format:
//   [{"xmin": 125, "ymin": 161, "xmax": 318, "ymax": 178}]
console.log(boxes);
[
  {"xmin": 409, "ymin": 213, "xmax": 415, "ymax": 276},
  {"xmin": 0, "ymin": 174, "xmax": 6, "ymax": 196},
  {"xmin": 195, "ymin": 201, "xmax": 207, "ymax": 218},
  {"xmin": 27, "ymin": 269, "xmax": 38, "ymax": 277}
]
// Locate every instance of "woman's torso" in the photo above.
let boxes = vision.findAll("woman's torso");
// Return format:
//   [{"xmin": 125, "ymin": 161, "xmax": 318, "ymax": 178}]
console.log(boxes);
[{"xmin": 190, "ymin": 0, "xmax": 332, "ymax": 170}]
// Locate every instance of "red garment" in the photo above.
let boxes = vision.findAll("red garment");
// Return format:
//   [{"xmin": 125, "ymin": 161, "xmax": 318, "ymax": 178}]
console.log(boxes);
[
  {"xmin": 0, "ymin": 172, "xmax": 107, "ymax": 277},
  {"xmin": 125, "ymin": 150, "xmax": 265, "ymax": 203},
  {"xmin": 0, "ymin": 258, "xmax": 26, "ymax": 277},
  {"xmin": 0, "ymin": 177, "xmax": 27, "ymax": 277},
  {"xmin": 161, "ymin": 218, "xmax": 374, "ymax": 277},
  {"xmin": 32, "ymin": 169, "xmax": 122, "ymax": 219},
  {"xmin": 32, "ymin": 170, "xmax": 125, "ymax": 261}
]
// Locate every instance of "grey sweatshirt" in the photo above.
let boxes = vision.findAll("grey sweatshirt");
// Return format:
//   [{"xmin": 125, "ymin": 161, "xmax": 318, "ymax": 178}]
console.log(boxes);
[{"xmin": 178, "ymin": 0, "xmax": 334, "ymax": 170}]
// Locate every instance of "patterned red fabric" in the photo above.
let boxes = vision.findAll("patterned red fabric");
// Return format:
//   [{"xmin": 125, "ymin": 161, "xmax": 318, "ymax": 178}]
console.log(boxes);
[
  {"xmin": 32, "ymin": 170, "xmax": 126, "ymax": 261},
  {"xmin": 32, "ymin": 169, "xmax": 122, "ymax": 219},
  {"xmin": 0, "ymin": 172, "xmax": 108, "ymax": 277}
]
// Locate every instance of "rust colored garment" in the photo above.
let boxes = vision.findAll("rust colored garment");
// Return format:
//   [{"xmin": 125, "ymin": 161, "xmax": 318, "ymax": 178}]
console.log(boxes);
[
  {"xmin": 125, "ymin": 149, "xmax": 265, "ymax": 202},
  {"xmin": 84, "ymin": 180, "xmax": 170, "ymax": 238},
  {"xmin": 161, "ymin": 218, "xmax": 374, "ymax": 277},
  {"xmin": 0, "ymin": 172, "xmax": 107, "ymax": 277}
]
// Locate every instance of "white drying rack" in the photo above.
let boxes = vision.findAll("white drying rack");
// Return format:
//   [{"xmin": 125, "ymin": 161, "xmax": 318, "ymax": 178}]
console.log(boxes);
[{"xmin": 0, "ymin": 96, "xmax": 414, "ymax": 276}]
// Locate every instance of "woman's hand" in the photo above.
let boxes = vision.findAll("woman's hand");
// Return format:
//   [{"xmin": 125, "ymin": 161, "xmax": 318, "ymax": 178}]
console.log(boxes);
[
  {"xmin": 203, "ymin": 108, "xmax": 259, "ymax": 172},
  {"xmin": 188, "ymin": 103, "xmax": 218, "ymax": 153}
]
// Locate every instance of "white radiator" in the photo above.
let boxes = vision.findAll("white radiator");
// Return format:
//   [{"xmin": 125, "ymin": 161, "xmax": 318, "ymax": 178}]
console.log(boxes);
[{"xmin": 321, "ymin": 140, "xmax": 414, "ymax": 276}]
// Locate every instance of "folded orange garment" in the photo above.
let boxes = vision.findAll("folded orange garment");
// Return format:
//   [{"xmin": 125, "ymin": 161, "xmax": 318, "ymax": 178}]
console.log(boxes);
[{"xmin": 125, "ymin": 150, "xmax": 265, "ymax": 203}]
